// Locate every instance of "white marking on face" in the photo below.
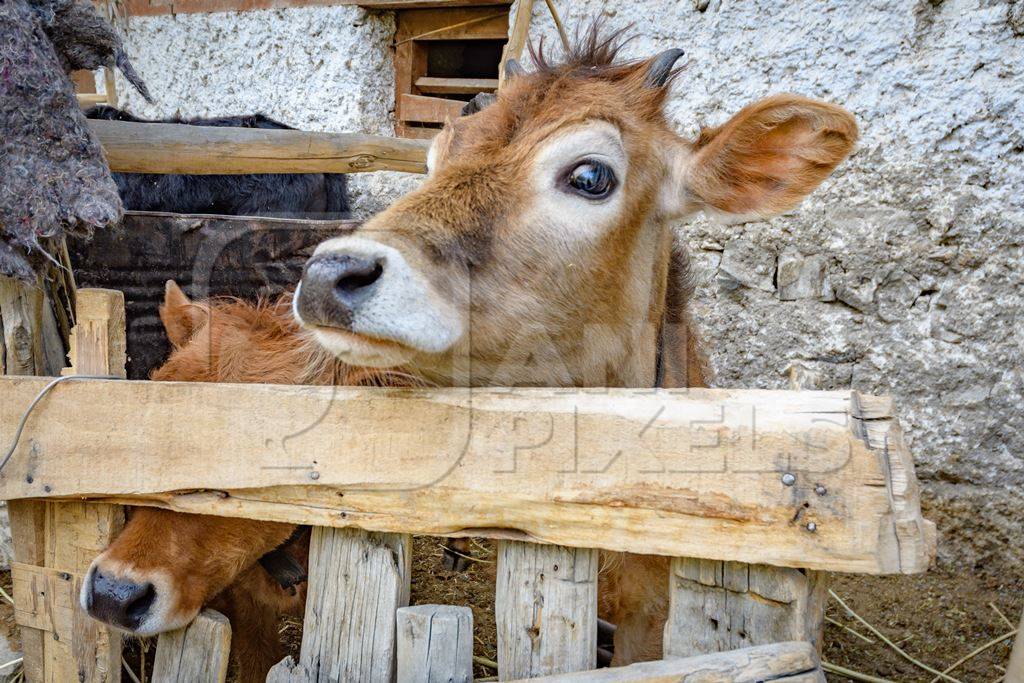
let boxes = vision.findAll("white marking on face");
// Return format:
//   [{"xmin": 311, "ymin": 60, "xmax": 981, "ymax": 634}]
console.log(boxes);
[
  {"xmin": 303, "ymin": 236, "xmax": 465, "ymax": 364},
  {"xmin": 526, "ymin": 120, "xmax": 629, "ymax": 253}
]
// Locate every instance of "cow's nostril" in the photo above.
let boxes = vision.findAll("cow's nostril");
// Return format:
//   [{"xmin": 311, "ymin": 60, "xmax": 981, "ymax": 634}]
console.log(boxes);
[
  {"xmin": 86, "ymin": 570, "xmax": 156, "ymax": 631},
  {"xmin": 297, "ymin": 253, "xmax": 385, "ymax": 328},
  {"xmin": 126, "ymin": 583, "xmax": 156, "ymax": 623},
  {"xmin": 334, "ymin": 259, "xmax": 383, "ymax": 295}
]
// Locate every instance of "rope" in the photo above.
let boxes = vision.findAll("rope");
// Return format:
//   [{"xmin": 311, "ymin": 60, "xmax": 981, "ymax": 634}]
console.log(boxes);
[{"xmin": 0, "ymin": 374, "xmax": 121, "ymax": 475}]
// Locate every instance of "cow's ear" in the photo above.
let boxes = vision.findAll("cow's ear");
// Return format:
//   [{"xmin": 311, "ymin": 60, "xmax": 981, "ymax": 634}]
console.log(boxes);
[
  {"xmin": 663, "ymin": 95, "xmax": 857, "ymax": 219},
  {"xmin": 159, "ymin": 280, "xmax": 207, "ymax": 348}
]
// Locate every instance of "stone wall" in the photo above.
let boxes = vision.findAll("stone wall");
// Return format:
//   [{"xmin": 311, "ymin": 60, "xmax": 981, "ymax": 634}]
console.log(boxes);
[{"xmin": 109, "ymin": 0, "xmax": 1023, "ymax": 570}]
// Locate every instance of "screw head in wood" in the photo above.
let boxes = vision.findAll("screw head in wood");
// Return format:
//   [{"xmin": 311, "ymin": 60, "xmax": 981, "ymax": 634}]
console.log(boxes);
[
  {"xmin": 806, "ymin": 522, "xmax": 817, "ymax": 532},
  {"xmin": 815, "ymin": 484, "xmax": 827, "ymax": 496},
  {"xmin": 781, "ymin": 473, "xmax": 796, "ymax": 486},
  {"xmin": 309, "ymin": 471, "xmax": 320, "ymax": 480}
]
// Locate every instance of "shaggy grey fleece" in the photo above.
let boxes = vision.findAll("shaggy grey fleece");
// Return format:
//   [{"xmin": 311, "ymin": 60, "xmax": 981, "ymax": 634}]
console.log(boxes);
[{"xmin": 0, "ymin": 0, "xmax": 149, "ymax": 281}]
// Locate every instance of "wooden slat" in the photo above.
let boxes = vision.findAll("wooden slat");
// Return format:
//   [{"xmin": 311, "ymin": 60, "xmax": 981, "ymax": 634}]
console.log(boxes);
[
  {"xmin": 0, "ymin": 381, "xmax": 935, "ymax": 573},
  {"xmin": 77, "ymin": 94, "xmax": 107, "ymax": 106},
  {"xmin": 496, "ymin": 541, "xmax": 597, "ymax": 679},
  {"xmin": 152, "ymin": 609, "xmax": 231, "ymax": 683},
  {"xmin": 664, "ymin": 559, "xmax": 825, "ymax": 657},
  {"xmin": 1008, "ymin": 608, "xmax": 1024, "ymax": 683},
  {"xmin": 399, "ymin": 93, "xmax": 467, "ymax": 124},
  {"xmin": 499, "ymin": 0, "xmax": 533, "ymax": 87},
  {"xmin": 416, "ymin": 77, "xmax": 499, "ymax": 95},
  {"xmin": 89, "ymin": 120, "xmax": 429, "ymax": 175},
  {"xmin": 396, "ymin": 6, "xmax": 510, "ymax": 41},
  {"xmin": 505, "ymin": 641, "xmax": 823, "ymax": 682},
  {"xmin": 343, "ymin": 0, "xmax": 508, "ymax": 7},
  {"xmin": 267, "ymin": 529, "xmax": 411, "ymax": 682},
  {"xmin": 396, "ymin": 605, "xmax": 473, "ymax": 683}
]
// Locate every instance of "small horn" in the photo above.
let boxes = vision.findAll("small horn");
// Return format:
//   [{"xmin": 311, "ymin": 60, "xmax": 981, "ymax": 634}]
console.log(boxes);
[
  {"xmin": 644, "ymin": 48, "xmax": 685, "ymax": 88},
  {"xmin": 504, "ymin": 59, "xmax": 526, "ymax": 80}
]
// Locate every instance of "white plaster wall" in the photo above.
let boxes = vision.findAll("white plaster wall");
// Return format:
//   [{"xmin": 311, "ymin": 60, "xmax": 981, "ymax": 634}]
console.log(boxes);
[
  {"xmin": 111, "ymin": 0, "xmax": 1023, "ymax": 568},
  {"xmin": 108, "ymin": 4, "xmax": 421, "ymax": 215}
]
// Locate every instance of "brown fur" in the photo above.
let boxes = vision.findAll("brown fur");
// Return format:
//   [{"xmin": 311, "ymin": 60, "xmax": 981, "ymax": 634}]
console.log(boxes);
[{"xmin": 91, "ymin": 24, "xmax": 857, "ymax": 677}]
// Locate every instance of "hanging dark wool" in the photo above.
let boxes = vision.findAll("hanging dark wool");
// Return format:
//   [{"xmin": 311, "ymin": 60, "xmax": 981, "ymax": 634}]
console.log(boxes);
[{"xmin": 0, "ymin": 0, "xmax": 149, "ymax": 281}]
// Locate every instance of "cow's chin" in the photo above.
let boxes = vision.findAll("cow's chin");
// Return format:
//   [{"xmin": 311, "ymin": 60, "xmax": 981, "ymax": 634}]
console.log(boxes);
[{"xmin": 310, "ymin": 326, "xmax": 416, "ymax": 368}]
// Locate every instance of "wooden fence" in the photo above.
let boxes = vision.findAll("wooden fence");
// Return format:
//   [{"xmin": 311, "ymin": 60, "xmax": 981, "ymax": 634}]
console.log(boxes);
[
  {"xmin": 0, "ymin": 288, "xmax": 936, "ymax": 682},
  {"xmin": 0, "ymin": 121, "xmax": 937, "ymax": 681}
]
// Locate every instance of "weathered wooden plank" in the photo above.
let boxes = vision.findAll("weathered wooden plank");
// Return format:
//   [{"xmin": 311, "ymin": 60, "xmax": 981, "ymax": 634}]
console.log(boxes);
[
  {"xmin": 496, "ymin": 541, "xmax": 597, "ymax": 679},
  {"xmin": 0, "ymin": 381, "xmax": 935, "ymax": 573},
  {"xmin": 341, "ymin": 0, "xmax": 509, "ymax": 7},
  {"xmin": 4, "ymin": 287, "xmax": 126, "ymax": 682},
  {"xmin": 267, "ymin": 529, "xmax": 411, "ymax": 682},
  {"xmin": 152, "ymin": 609, "xmax": 231, "ymax": 683},
  {"xmin": 45, "ymin": 290, "xmax": 127, "ymax": 683},
  {"xmin": 499, "ymin": 0, "xmax": 533, "ymax": 88},
  {"xmin": 396, "ymin": 7, "xmax": 510, "ymax": 41},
  {"xmin": 505, "ymin": 641, "xmax": 822, "ymax": 682},
  {"xmin": 415, "ymin": 77, "xmax": 499, "ymax": 95},
  {"xmin": 399, "ymin": 94, "xmax": 467, "ymax": 124},
  {"xmin": 663, "ymin": 559, "xmax": 825, "ymax": 658},
  {"xmin": 90, "ymin": 120, "xmax": 430, "ymax": 175},
  {"xmin": 1008, "ymin": 607, "xmax": 1024, "ymax": 683},
  {"xmin": 7, "ymin": 503, "xmax": 47, "ymax": 683},
  {"xmin": 396, "ymin": 605, "xmax": 473, "ymax": 683}
]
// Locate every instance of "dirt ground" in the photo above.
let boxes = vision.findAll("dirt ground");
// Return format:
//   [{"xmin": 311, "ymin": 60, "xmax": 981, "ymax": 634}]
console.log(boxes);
[{"xmin": 1, "ymin": 538, "xmax": 1020, "ymax": 682}]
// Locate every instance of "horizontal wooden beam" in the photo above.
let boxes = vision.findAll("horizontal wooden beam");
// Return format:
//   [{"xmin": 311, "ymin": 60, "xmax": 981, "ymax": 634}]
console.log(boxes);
[
  {"xmin": 415, "ymin": 77, "xmax": 498, "ymax": 95},
  {"xmin": 89, "ymin": 120, "xmax": 430, "ymax": 175},
  {"xmin": 343, "ymin": 0, "xmax": 509, "ymax": 7},
  {"xmin": 0, "ymin": 378, "xmax": 935, "ymax": 574},
  {"xmin": 399, "ymin": 94, "xmax": 467, "ymax": 124},
  {"xmin": 505, "ymin": 641, "xmax": 824, "ymax": 682}
]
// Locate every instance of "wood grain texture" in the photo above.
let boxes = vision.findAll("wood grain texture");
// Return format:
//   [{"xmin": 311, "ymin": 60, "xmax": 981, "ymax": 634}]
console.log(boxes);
[
  {"xmin": 1007, "ymin": 607, "xmax": 1024, "ymax": 683},
  {"xmin": 663, "ymin": 559, "xmax": 826, "ymax": 658},
  {"xmin": 0, "ymin": 382, "xmax": 935, "ymax": 573},
  {"xmin": 496, "ymin": 541, "xmax": 597, "ymax": 680},
  {"xmin": 504, "ymin": 641, "xmax": 823, "ymax": 682},
  {"xmin": 6, "ymin": 288, "xmax": 127, "ymax": 683},
  {"xmin": 151, "ymin": 609, "xmax": 231, "ymax": 683},
  {"xmin": 399, "ymin": 94, "xmax": 467, "ymax": 124},
  {"xmin": 396, "ymin": 605, "xmax": 473, "ymax": 683},
  {"xmin": 342, "ymin": 0, "xmax": 508, "ymax": 7},
  {"xmin": 267, "ymin": 529, "xmax": 411, "ymax": 682},
  {"xmin": 415, "ymin": 77, "xmax": 499, "ymax": 94},
  {"xmin": 397, "ymin": 7, "xmax": 510, "ymax": 41},
  {"xmin": 89, "ymin": 120, "xmax": 429, "ymax": 175},
  {"xmin": 499, "ymin": 0, "xmax": 533, "ymax": 88}
]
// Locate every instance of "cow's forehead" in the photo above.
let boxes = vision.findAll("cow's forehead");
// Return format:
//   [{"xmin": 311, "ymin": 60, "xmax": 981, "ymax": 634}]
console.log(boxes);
[{"xmin": 448, "ymin": 70, "xmax": 664, "ymax": 164}]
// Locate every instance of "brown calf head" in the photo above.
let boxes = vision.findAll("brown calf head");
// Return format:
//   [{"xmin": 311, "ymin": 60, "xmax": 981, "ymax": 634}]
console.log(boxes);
[
  {"xmin": 81, "ymin": 284, "xmax": 332, "ymax": 635},
  {"xmin": 294, "ymin": 27, "xmax": 857, "ymax": 387},
  {"xmin": 82, "ymin": 283, "xmax": 414, "ymax": 636}
]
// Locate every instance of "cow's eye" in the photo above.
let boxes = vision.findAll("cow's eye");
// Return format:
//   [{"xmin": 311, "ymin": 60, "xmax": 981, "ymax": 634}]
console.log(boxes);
[{"xmin": 565, "ymin": 160, "xmax": 615, "ymax": 199}]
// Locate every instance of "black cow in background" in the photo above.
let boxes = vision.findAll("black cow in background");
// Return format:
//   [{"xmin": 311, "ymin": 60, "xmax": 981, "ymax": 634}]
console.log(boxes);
[{"xmin": 86, "ymin": 106, "xmax": 350, "ymax": 219}]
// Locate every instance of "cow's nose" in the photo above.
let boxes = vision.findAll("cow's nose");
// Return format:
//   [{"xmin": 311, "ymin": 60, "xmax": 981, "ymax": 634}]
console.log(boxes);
[
  {"xmin": 84, "ymin": 569, "xmax": 156, "ymax": 631},
  {"xmin": 296, "ymin": 253, "xmax": 384, "ymax": 327}
]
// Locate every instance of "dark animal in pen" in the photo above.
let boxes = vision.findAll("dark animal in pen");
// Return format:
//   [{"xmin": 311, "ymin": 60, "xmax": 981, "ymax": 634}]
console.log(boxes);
[{"xmin": 85, "ymin": 106, "xmax": 351, "ymax": 219}]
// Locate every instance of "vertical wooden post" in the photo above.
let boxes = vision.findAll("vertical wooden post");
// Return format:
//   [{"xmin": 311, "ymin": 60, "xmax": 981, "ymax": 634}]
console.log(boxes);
[
  {"xmin": 151, "ymin": 609, "xmax": 231, "ymax": 683},
  {"xmin": 495, "ymin": 541, "xmax": 598, "ymax": 680},
  {"xmin": 7, "ymin": 288, "xmax": 126, "ymax": 683},
  {"xmin": 498, "ymin": 0, "xmax": 535, "ymax": 88},
  {"xmin": 663, "ymin": 559, "xmax": 826, "ymax": 658},
  {"xmin": 396, "ymin": 605, "xmax": 473, "ymax": 683},
  {"xmin": 267, "ymin": 528, "xmax": 411, "ymax": 683},
  {"xmin": 1007, "ymin": 608, "xmax": 1024, "ymax": 683}
]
